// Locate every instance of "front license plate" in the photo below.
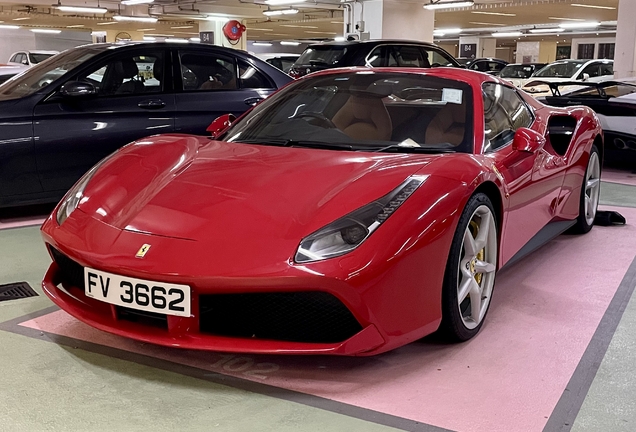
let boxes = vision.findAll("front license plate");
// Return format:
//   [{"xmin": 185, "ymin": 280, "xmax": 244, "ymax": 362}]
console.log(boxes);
[{"xmin": 84, "ymin": 267, "xmax": 191, "ymax": 317}]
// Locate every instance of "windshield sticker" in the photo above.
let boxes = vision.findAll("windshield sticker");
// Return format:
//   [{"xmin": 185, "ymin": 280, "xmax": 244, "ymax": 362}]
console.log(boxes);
[{"xmin": 442, "ymin": 88, "xmax": 463, "ymax": 104}]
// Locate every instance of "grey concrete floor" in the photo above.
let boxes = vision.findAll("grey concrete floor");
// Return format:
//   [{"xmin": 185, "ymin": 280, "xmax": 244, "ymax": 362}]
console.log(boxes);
[{"xmin": 0, "ymin": 177, "xmax": 635, "ymax": 432}]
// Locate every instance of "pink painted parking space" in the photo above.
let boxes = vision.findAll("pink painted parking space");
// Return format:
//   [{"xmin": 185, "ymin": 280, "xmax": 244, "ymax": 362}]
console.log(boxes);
[{"xmin": 17, "ymin": 205, "xmax": 636, "ymax": 432}]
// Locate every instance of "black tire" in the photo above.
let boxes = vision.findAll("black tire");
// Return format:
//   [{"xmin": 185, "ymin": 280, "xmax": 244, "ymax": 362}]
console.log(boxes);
[
  {"xmin": 438, "ymin": 193, "xmax": 498, "ymax": 342},
  {"xmin": 570, "ymin": 144, "xmax": 601, "ymax": 234}
]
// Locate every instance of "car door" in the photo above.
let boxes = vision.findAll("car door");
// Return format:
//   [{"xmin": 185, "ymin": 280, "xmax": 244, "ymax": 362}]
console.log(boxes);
[
  {"xmin": 482, "ymin": 83, "xmax": 566, "ymax": 263},
  {"xmin": 33, "ymin": 47, "xmax": 175, "ymax": 193},
  {"xmin": 174, "ymin": 48, "xmax": 278, "ymax": 136},
  {"xmin": 579, "ymin": 62, "xmax": 602, "ymax": 82}
]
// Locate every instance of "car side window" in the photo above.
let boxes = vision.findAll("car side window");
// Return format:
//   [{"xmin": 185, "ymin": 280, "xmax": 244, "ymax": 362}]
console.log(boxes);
[
  {"xmin": 77, "ymin": 52, "xmax": 163, "ymax": 96},
  {"xmin": 582, "ymin": 63, "xmax": 600, "ymax": 78},
  {"xmin": 391, "ymin": 46, "xmax": 430, "ymax": 67},
  {"xmin": 600, "ymin": 63, "xmax": 613, "ymax": 76},
  {"xmin": 366, "ymin": 47, "xmax": 384, "ymax": 67},
  {"xmin": 10, "ymin": 54, "xmax": 18, "ymax": 63},
  {"xmin": 179, "ymin": 51, "xmax": 237, "ymax": 91},
  {"xmin": 423, "ymin": 48, "xmax": 455, "ymax": 67},
  {"xmin": 482, "ymin": 83, "xmax": 533, "ymax": 152},
  {"xmin": 237, "ymin": 59, "xmax": 273, "ymax": 89}
]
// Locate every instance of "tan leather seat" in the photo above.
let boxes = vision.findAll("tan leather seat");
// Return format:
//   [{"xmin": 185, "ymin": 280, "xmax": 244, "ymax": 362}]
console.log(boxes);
[
  {"xmin": 333, "ymin": 95, "xmax": 393, "ymax": 141},
  {"xmin": 425, "ymin": 103, "xmax": 466, "ymax": 146}
]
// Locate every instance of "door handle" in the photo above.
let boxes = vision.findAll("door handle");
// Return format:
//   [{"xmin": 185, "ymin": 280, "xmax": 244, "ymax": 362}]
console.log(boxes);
[
  {"xmin": 138, "ymin": 99, "xmax": 166, "ymax": 110},
  {"xmin": 244, "ymin": 97, "xmax": 264, "ymax": 107}
]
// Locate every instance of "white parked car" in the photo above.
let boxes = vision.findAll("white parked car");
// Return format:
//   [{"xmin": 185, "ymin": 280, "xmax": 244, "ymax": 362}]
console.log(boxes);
[
  {"xmin": 8, "ymin": 50, "xmax": 59, "ymax": 68},
  {"xmin": 522, "ymin": 59, "xmax": 613, "ymax": 97},
  {"xmin": 499, "ymin": 63, "xmax": 547, "ymax": 88},
  {"xmin": 0, "ymin": 63, "xmax": 28, "ymax": 84}
]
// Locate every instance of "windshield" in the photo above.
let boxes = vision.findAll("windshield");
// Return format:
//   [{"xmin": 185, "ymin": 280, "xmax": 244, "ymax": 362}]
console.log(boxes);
[
  {"xmin": 500, "ymin": 64, "xmax": 537, "ymax": 79},
  {"xmin": 224, "ymin": 72, "xmax": 474, "ymax": 154},
  {"xmin": 29, "ymin": 53, "xmax": 56, "ymax": 64},
  {"xmin": 0, "ymin": 46, "xmax": 104, "ymax": 101},
  {"xmin": 534, "ymin": 61, "xmax": 585, "ymax": 78},
  {"xmin": 295, "ymin": 46, "xmax": 347, "ymax": 66}
]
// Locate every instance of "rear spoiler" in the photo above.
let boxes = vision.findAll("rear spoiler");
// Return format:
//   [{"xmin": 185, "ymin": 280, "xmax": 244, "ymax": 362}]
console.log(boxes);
[{"xmin": 528, "ymin": 80, "xmax": 636, "ymax": 97}]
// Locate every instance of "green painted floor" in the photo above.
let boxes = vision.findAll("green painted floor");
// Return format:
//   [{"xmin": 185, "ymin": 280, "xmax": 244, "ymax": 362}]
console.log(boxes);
[{"xmin": 0, "ymin": 179, "xmax": 635, "ymax": 432}]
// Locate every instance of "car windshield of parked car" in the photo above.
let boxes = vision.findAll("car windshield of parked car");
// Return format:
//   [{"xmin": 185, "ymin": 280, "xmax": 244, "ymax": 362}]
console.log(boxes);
[
  {"xmin": 0, "ymin": 47, "xmax": 103, "ymax": 101},
  {"xmin": 500, "ymin": 64, "xmax": 535, "ymax": 79},
  {"xmin": 225, "ymin": 72, "xmax": 474, "ymax": 153},
  {"xmin": 295, "ymin": 46, "xmax": 347, "ymax": 66},
  {"xmin": 534, "ymin": 61, "xmax": 585, "ymax": 78},
  {"xmin": 29, "ymin": 53, "xmax": 56, "ymax": 64}
]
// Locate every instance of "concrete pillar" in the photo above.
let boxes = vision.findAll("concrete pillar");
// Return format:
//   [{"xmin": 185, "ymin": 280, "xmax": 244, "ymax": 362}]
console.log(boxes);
[
  {"xmin": 539, "ymin": 41, "xmax": 557, "ymax": 64},
  {"xmin": 614, "ymin": 0, "xmax": 636, "ymax": 78},
  {"xmin": 481, "ymin": 38, "xmax": 497, "ymax": 58},
  {"xmin": 199, "ymin": 19, "xmax": 247, "ymax": 51},
  {"xmin": 459, "ymin": 36, "xmax": 496, "ymax": 59},
  {"xmin": 351, "ymin": 0, "xmax": 434, "ymax": 42}
]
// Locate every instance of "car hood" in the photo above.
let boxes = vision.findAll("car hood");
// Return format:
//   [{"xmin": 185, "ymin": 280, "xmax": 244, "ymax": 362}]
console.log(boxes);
[{"xmin": 79, "ymin": 134, "xmax": 440, "ymax": 248}]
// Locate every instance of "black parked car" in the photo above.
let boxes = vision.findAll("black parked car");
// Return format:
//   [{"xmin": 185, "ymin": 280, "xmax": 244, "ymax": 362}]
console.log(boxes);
[
  {"xmin": 0, "ymin": 42, "xmax": 292, "ymax": 208},
  {"xmin": 456, "ymin": 57, "xmax": 509, "ymax": 76},
  {"xmin": 288, "ymin": 40, "xmax": 460, "ymax": 78}
]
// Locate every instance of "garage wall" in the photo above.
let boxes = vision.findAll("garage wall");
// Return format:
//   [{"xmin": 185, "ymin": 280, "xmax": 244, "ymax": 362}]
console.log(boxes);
[{"xmin": 0, "ymin": 29, "xmax": 92, "ymax": 63}]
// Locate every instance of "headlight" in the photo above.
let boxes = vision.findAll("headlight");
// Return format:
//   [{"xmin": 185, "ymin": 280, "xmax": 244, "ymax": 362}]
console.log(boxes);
[
  {"xmin": 295, "ymin": 175, "xmax": 428, "ymax": 263},
  {"xmin": 56, "ymin": 157, "xmax": 110, "ymax": 225}
]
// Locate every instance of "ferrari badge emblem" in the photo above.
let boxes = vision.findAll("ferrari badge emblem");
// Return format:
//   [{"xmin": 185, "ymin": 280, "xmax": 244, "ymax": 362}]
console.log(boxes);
[{"xmin": 135, "ymin": 244, "xmax": 151, "ymax": 258}]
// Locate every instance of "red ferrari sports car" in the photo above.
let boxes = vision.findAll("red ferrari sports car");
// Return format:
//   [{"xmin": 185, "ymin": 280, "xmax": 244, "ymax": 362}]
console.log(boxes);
[{"xmin": 41, "ymin": 67, "xmax": 602, "ymax": 356}]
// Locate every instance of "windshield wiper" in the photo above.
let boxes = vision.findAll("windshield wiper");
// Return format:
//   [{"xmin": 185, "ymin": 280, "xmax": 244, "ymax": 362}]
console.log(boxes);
[
  {"xmin": 234, "ymin": 139, "xmax": 355, "ymax": 151},
  {"xmin": 370, "ymin": 144, "xmax": 456, "ymax": 154}
]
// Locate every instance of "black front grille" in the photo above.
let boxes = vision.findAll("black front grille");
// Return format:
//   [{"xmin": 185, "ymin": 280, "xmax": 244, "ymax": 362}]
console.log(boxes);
[
  {"xmin": 199, "ymin": 292, "xmax": 362, "ymax": 343},
  {"xmin": 49, "ymin": 246, "xmax": 85, "ymax": 290},
  {"xmin": 116, "ymin": 306, "xmax": 168, "ymax": 329}
]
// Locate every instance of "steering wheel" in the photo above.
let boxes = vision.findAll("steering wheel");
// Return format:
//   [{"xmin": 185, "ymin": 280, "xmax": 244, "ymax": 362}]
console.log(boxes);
[{"xmin": 295, "ymin": 111, "xmax": 337, "ymax": 129}]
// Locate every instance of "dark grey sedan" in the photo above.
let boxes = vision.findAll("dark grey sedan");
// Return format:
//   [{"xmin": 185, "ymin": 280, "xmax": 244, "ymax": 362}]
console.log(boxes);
[{"xmin": 0, "ymin": 42, "xmax": 292, "ymax": 208}]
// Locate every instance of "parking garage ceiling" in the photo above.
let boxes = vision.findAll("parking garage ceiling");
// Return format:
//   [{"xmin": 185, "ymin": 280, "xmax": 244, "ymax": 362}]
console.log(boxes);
[{"xmin": 0, "ymin": 0, "xmax": 619, "ymax": 42}]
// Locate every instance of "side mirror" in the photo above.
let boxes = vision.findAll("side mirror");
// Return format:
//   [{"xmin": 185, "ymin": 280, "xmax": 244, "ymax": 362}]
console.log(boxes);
[
  {"xmin": 582, "ymin": 73, "xmax": 590, "ymax": 81},
  {"xmin": 206, "ymin": 113, "xmax": 236, "ymax": 139},
  {"xmin": 512, "ymin": 127, "xmax": 545, "ymax": 153},
  {"xmin": 60, "ymin": 81, "xmax": 97, "ymax": 98},
  {"xmin": 22, "ymin": 60, "xmax": 29, "ymax": 66}
]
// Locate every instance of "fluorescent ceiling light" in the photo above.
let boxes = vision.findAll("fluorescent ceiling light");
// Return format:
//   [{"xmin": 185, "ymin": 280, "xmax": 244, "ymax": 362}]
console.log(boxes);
[
  {"xmin": 66, "ymin": 24, "xmax": 85, "ymax": 28},
  {"xmin": 190, "ymin": 37, "xmax": 200, "ymax": 42},
  {"xmin": 0, "ymin": 24, "xmax": 20, "ymax": 29},
  {"xmin": 249, "ymin": 28, "xmax": 274, "ymax": 31},
  {"xmin": 434, "ymin": 27, "xmax": 461, "ymax": 35},
  {"xmin": 31, "ymin": 29, "xmax": 62, "ymax": 34},
  {"xmin": 56, "ymin": 5, "xmax": 107, "ymax": 13},
  {"xmin": 571, "ymin": 3, "xmax": 615, "ymax": 10},
  {"xmin": 113, "ymin": 15, "xmax": 158, "ymax": 23},
  {"xmin": 121, "ymin": 0, "xmax": 153, "ymax": 4},
  {"xmin": 263, "ymin": 9, "xmax": 298, "ymax": 16},
  {"xmin": 549, "ymin": 16, "xmax": 585, "ymax": 21},
  {"xmin": 492, "ymin": 31, "xmax": 523, "ymax": 37},
  {"xmin": 171, "ymin": 25, "xmax": 193, "ymax": 29},
  {"xmin": 469, "ymin": 21, "xmax": 506, "ymax": 26},
  {"xmin": 424, "ymin": 1, "xmax": 474, "ymax": 10},
  {"xmin": 137, "ymin": 28, "xmax": 155, "ymax": 31},
  {"xmin": 334, "ymin": 36, "xmax": 346, "ymax": 42},
  {"xmin": 96, "ymin": 21, "xmax": 117, "ymax": 25},
  {"xmin": 280, "ymin": 41, "xmax": 300, "ymax": 46},
  {"xmin": 12, "ymin": 17, "xmax": 31, "ymax": 20},
  {"xmin": 560, "ymin": 21, "xmax": 599, "ymax": 29},
  {"xmin": 305, "ymin": 31, "xmax": 337, "ymax": 34},
  {"xmin": 264, "ymin": 0, "xmax": 305, "ymax": 4},
  {"xmin": 253, "ymin": 42, "xmax": 273, "ymax": 46},
  {"xmin": 529, "ymin": 27, "xmax": 564, "ymax": 33},
  {"xmin": 143, "ymin": 36, "xmax": 156, "ymax": 41},
  {"xmin": 165, "ymin": 38, "xmax": 189, "ymax": 43},
  {"xmin": 206, "ymin": 14, "xmax": 230, "ymax": 22},
  {"xmin": 280, "ymin": 24, "xmax": 317, "ymax": 28},
  {"xmin": 471, "ymin": 11, "xmax": 515, "ymax": 17}
]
